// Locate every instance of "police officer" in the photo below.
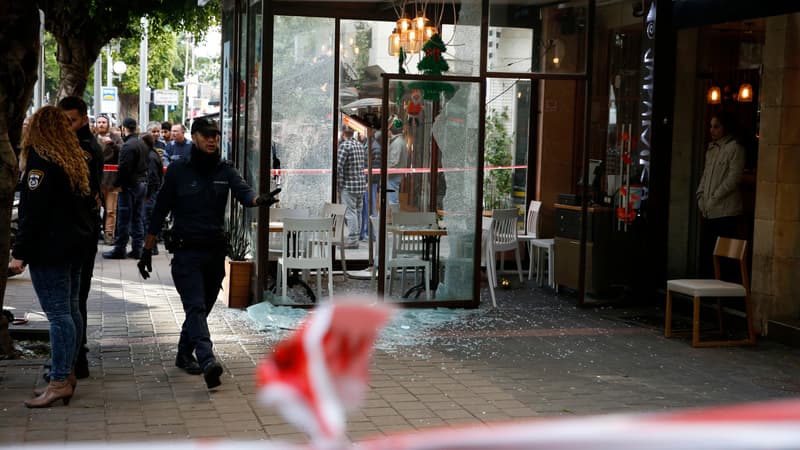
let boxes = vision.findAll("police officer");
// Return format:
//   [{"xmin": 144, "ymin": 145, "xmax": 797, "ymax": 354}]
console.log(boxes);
[
  {"xmin": 136, "ymin": 117, "xmax": 279, "ymax": 389},
  {"xmin": 58, "ymin": 96, "xmax": 104, "ymax": 379}
]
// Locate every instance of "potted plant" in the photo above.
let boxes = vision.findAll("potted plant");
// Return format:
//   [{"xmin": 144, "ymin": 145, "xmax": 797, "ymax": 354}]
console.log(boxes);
[
  {"xmin": 222, "ymin": 217, "xmax": 254, "ymax": 308},
  {"xmin": 484, "ymin": 108, "xmax": 514, "ymax": 211}
]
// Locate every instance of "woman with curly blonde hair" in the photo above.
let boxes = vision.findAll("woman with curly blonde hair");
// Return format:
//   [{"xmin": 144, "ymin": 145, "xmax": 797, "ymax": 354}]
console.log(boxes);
[{"xmin": 9, "ymin": 105, "xmax": 95, "ymax": 408}]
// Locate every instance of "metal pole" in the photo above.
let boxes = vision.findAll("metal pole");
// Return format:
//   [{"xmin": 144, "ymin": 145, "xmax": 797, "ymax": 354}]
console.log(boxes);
[
  {"xmin": 181, "ymin": 34, "xmax": 191, "ymax": 126},
  {"xmin": 139, "ymin": 16, "xmax": 149, "ymax": 129},
  {"xmin": 94, "ymin": 56, "xmax": 102, "ymax": 116},
  {"xmin": 106, "ymin": 46, "xmax": 113, "ymax": 87},
  {"xmin": 164, "ymin": 78, "xmax": 169, "ymax": 121}
]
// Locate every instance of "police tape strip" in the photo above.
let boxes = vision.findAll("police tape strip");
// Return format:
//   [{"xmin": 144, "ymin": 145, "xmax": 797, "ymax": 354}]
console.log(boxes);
[
  {"xmin": 4, "ymin": 398, "xmax": 799, "ymax": 449},
  {"xmin": 103, "ymin": 165, "xmax": 527, "ymax": 175}
]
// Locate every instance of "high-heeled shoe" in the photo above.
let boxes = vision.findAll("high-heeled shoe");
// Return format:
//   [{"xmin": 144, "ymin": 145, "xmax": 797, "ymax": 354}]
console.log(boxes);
[
  {"xmin": 25, "ymin": 380, "xmax": 74, "ymax": 408},
  {"xmin": 33, "ymin": 372, "xmax": 76, "ymax": 396}
]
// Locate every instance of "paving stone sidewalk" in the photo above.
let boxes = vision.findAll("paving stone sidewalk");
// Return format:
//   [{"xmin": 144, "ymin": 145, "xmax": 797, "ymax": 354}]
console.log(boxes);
[{"xmin": 1, "ymin": 247, "xmax": 798, "ymax": 445}]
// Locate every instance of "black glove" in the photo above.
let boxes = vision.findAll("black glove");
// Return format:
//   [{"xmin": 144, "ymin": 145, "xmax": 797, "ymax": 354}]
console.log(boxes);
[
  {"xmin": 255, "ymin": 188, "xmax": 281, "ymax": 207},
  {"xmin": 137, "ymin": 249, "xmax": 153, "ymax": 280}
]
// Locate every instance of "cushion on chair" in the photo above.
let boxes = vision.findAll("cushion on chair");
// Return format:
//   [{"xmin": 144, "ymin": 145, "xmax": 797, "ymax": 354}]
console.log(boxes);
[{"xmin": 667, "ymin": 279, "xmax": 747, "ymax": 297}]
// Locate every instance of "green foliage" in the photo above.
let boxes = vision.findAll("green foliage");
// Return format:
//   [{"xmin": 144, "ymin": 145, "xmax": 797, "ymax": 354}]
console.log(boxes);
[
  {"xmin": 227, "ymin": 214, "xmax": 252, "ymax": 261},
  {"xmin": 43, "ymin": 0, "xmax": 221, "ymax": 99},
  {"xmin": 484, "ymin": 108, "xmax": 514, "ymax": 210}
]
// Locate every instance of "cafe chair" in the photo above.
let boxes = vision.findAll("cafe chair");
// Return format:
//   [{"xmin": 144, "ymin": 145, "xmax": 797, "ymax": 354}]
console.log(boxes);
[
  {"xmin": 482, "ymin": 217, "xmax": 497, "ymax": 307},
  {"xmin": 486, "ymin": 208, "xmax": 524, "ymax": 288},
  {"xmin": 385, "ymin": 212, "xmax": 436, "ymax": 300},
  {"xmin": 323, "ymin": 202, "xmax": 349, "ymax": 276},
  {"xmin": 277, "ymin": 217, "xmax": 334, "ymax": 302},
  {"xmin": 665, "ymin": 237, "xmax": 756, "ymax": 347},
  {"xmin": 517, "ymin": 200, "xmax": 556, "ymax": 288},
  {"xmin": 267, "ymin": 207, "xmax": 310, "ymax": 257}
]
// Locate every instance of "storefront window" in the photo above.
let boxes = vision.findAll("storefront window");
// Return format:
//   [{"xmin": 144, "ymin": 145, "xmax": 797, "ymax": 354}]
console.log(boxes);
[
  {"xmin": 243, "ymin": 0, "xmax": 262, "ymax": 258},
  {"xmin": 488, "ymin": 0, "xmax": 588, "ymax": 74}
]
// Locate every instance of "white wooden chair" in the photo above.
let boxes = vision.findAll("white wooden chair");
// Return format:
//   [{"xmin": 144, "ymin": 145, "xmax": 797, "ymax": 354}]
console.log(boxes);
[
  {"xmin": 323, "ymin": 202, "xmax": 348, "ymax": 276},
  {"xmin": 486, "ymin": 208, "xmax": 524, "ymax": 287},
  {"xmin": 665, "ymin": 237, "xmax": 756, "ymax": 347},
  {"xmin": 517, "ymin": 200, "xmax": 555, "ymax": 288},
  {"xmin": 268, "ymin": 207, "xmax": 310, "ymax": 254},
  {"xmin": 277, "ymin": 217, "xmax": 334, "ymax": 302},
  {"xmin": 385, "ymin": 212, "xmax": 436, "ymax": 300}
]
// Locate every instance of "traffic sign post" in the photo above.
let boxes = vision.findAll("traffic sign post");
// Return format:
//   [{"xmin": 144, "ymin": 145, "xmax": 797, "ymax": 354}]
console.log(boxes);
[
  {"xmin": 153, "ymin": 89, "xmax": 180, "ymax": 106},
  {"xmin": 100, "ymin": 86, "xmax": 118, "ymax": 115}
]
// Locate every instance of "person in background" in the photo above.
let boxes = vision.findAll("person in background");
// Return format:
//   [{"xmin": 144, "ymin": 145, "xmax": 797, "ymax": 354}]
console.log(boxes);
[
  {"xmin": 136, "ymin": 117, "xmax": 280, "ymax": 389},
  {"xmin": 696, "ymin": 111, "xmax": 746, "ymax": 275},
  {"xmin": 163, "ymin": 123, "xmax": 192, "ymax": 166},
  {"xmin": 160, "ymin": 121, "xmax": 172, "ymax": 146},
  {"xmin": 147, "ymin": 122, "xmax": 166, "ymax": 160},
  {"xmin": 387, "ymin": 115, "xmax": 406, "ymax": 207},
  {"xmin": 58, "ymin": 96, "xmax": 103, "ymax": 379},
  {"xmin": 95, "ymin": 114, "xmax": 123, "ymax": 244},
  {"xmin": 10, "ymin": 106, "xmax": 95, "ymax": 407},
  {"xmin": 360, "ymin": 131, "xmax": 381, "ymax": 241},
  {"xmin": 337, "ymin": 126, "xmax": 366, "ymax": 249},
  {"xmin": 141, "ymin": 133, "xmax": 164, "ymax": 256},
  {"xmin": 103, "ymin": 118, "xmax": 148, "ymax": 260}
]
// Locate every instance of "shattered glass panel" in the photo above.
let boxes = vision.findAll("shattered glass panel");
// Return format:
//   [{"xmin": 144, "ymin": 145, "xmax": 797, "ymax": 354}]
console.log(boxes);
[
  {"xmin": 271, "ymin": 16, "xmax": 335, "ymax": 212},
  {"xmin": 381, "ymin": 79, "xmax": 481, "ymax": 304}
]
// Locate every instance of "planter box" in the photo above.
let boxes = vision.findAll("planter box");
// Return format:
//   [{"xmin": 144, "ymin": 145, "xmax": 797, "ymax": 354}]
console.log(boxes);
[{"xmin": 222, "ymin": 258, "xmax": 253, "ymax": 308}]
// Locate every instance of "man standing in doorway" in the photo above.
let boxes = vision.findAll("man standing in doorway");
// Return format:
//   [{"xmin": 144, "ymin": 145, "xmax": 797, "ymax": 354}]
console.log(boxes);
[
  {"xmin": 103, "ymin": 118, "xmax": 148, "ymax": 259},
  {"xmin": 337, "ymin": 126, "xmax": 366, "ymax": 249},
  {"xmin": 58, "ymin": 96, "xmax": 103, "ymax": 379},
  {"xmin": 163, "ymin": 123, "xmax": 192, "ymax": 166}
]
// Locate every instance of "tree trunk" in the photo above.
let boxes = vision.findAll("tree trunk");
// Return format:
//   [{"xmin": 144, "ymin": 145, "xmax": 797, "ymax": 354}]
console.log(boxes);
[
  {"xmin": 53, "ymin": 34, "xmax": 106, "ymax": 101},
  {"xmin": 0, "ymin": 2, "xmax": 41, "ymax": 357}
]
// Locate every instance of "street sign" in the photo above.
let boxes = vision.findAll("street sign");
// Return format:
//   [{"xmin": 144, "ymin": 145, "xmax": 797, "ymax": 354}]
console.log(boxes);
[
  {"xmin": 153, "ymin": 89, "xmax": 180, "ymax": 106},
  {"xmin": 100, "ymin": 86, "xmax": 118, "ymax": 114}
]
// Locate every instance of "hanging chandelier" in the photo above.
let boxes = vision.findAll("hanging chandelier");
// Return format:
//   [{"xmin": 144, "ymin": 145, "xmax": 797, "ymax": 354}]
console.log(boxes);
[{"xmin": 388, "ymin": 1, "xmax": 442, "ymax": 57}]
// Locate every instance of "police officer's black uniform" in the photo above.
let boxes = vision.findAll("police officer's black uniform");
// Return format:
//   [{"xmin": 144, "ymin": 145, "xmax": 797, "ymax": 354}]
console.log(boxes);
[
  {"xmin": 138, "ymin": 117, "xmax": 278, "ymax": 389},
  {"xmin": 75, "ymin": 121, "xmax": 103, "ymax": 377}
]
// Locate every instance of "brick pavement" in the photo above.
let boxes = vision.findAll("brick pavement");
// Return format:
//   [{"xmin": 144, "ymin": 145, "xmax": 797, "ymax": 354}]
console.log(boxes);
[{"xmin": 1, "ymin": 247, "xmax": 799, "ymax": 445}]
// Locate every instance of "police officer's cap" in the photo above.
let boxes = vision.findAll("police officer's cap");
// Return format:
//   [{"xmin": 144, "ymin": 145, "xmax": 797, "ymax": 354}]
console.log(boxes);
[{"xmin": 191, "ymin": 117, "xmax": 221, "ymax": 136}]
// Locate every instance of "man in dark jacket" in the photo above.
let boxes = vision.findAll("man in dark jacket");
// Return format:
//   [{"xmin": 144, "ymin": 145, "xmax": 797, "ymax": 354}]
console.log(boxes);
[
  {"xmin": 58, "ymin": 96, "xmax": 103, "ymax": 379},
  {"xmin": 104, "ymin": 118, "xmax": 148, "ymax": 259}
]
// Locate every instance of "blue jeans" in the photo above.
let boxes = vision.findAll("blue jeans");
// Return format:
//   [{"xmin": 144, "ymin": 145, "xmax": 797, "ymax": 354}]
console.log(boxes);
[
  {"xmin": 360, "ymin": 184, "xmax": 378, "ymax": 240},
  {"xmin": 114, "ymin": 181, "xmax": 146, "ymax": 253},
  {"xmin": 171, "ymin": 249, "xmax": 226, "ymax": 366},
  {"xmin": 387, "ymin": 175, "xmax": 402, "ymax": 206},
  {"xmin": 30, "ymin": 263, "xmax": 83, "ymax": 382},
  {"xmin": 341, "ymin": 189, "xmax": 364, "ymax": 247}
]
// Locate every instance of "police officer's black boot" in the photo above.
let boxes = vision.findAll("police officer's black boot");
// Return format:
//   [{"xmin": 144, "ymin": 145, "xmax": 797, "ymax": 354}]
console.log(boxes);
[
  {"xmin": 202, "ymin": 358, "xmax": 223, "ymax": 389},
  {"xmin": 175, "ymin": 353, "xmax": 202, "ymax": 375},
  {"xmin": 75, "ymin": 351, "xmax": 90, "ymax": 379}
]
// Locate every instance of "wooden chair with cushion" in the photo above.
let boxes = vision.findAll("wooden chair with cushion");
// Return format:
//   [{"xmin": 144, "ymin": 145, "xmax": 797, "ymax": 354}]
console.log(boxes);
[{"xmin": 665, "ymin": 237, "xmax": 756, "ymax": 347}]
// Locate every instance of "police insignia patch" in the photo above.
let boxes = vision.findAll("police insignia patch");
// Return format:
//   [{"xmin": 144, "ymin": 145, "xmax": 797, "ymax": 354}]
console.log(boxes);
[{"xmin": 28, "ymin": 170, "xmax": 44, "ymax": 190}]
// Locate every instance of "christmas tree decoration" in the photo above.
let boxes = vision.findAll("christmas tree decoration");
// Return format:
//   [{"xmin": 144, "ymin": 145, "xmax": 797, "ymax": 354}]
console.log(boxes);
[{"xmin": 408, "ymin": 34, "xmax": 455, "ymax": 101}]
